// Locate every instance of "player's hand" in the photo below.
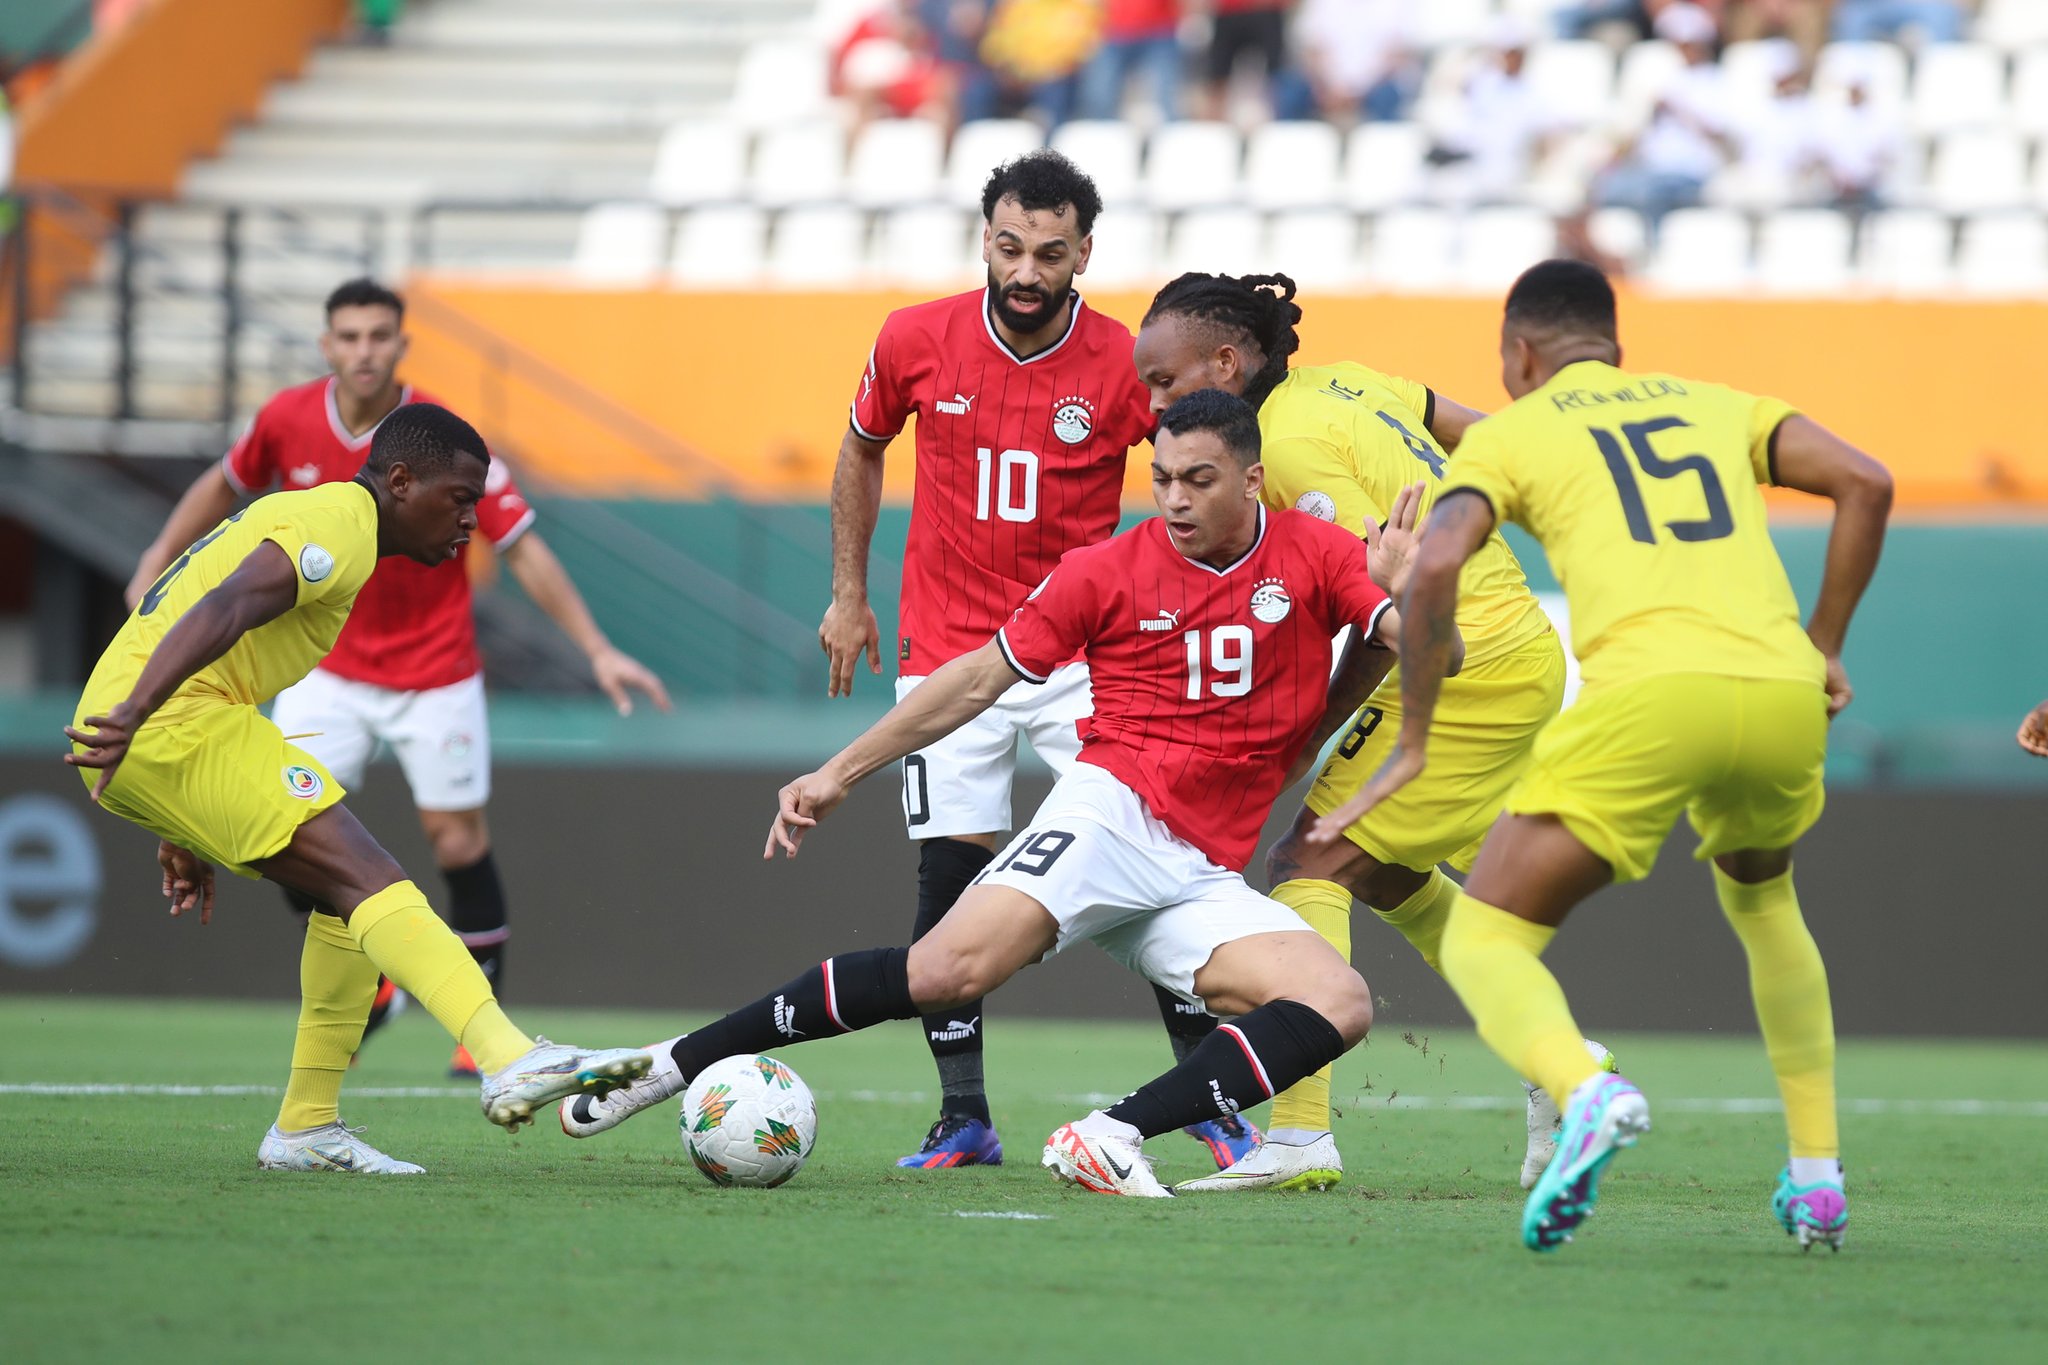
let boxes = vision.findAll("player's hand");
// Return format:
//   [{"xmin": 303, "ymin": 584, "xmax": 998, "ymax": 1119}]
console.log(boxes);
[
  {"xmin": 157, "ymin": 841, "xmax": 216, "ymax": 925},
  {"xmin": 819, "ymin": 597, "xmax": 882, "ymax": 698},
  {"xmin": 1305, "ymin": 743, "xmax": 1425, "ymax": 844},
  {"xmin": 2018, "ymin": 699, "xmax": 2048, "ymax": 757},
  {"xmin": 1361, "ymin": 482, "xmax": 1426, "ymax": 598},
  {"xmin": 591, "ymin": 645, "xmax": 672, "ymax": 717},
  {"xmin": 1821, "ymin": 655, "xmax": 1853, "ymax": 720},
  {"xmin": 63, "ymin": 703, "xmax": 143, "ymax": 802},
  {"xmin": 765, "ymin": 770, "xmax": 850, "ymax": 860}
]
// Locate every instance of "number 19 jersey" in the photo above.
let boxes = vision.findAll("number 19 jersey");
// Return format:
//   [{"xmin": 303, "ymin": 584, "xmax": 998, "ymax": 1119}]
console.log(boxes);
[{"xmin": 850, "ymin": 288, "xmax": 1156, "ymax": 675}]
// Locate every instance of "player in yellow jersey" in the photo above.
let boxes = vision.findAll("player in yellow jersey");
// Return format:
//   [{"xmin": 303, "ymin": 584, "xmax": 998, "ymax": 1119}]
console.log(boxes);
[
  {"xmin": 1130, "ymin": 270, "xmax": 1610, "ymax": 1193},
  {"xmin": 1314, "ymin": 261, "xmax": 1893, "ymax": 1252},
  {"xmin": 66, "ymin": 404, "xmax": 651, "ymax": 1174}
]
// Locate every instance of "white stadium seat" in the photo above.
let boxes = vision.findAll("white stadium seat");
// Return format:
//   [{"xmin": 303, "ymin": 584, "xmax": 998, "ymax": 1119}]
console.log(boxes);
[
  {"xmin": 1459, "ymin": 207, "xmax": 1557, "ymax": 290},
  {"xmin": 670, "ymin": 205, "xmax": 769, "ymax": 286},
  {"xmin": 1050, "ymin": 120, "xmax": 1144, "ymax": 205},
  {"xmin": 1342, "ymin": 122, "xmax": 1428, "ymax": 212},
  {"xmin": 1523, "ymin": 41, "xmax": 1617, "ymax": 130},
  {"xmin": 1856, "ymin": 210, "xmax": 1952, "ymax": 295},
  {"xmin": 1979, "ymin": 0, "xmax": 2048, "ymax": 50},
  {"xmin": 570, "ymin": 202, "xmax": 667, "ymax": 284},
  {"xmin": 1814, "ymin": 42, "xmax": 1910, "ymax": 111},
  {"xmin": 872, "ymin": 206, "xmax": 977, "ymax": 287},
  {"xmin": 1647, "ymin": 208, "xmax": 1751, "ymax": 293},
  {"xmin": 1719, "ymin": 39, "xmax": 1801, "ymax": 111},
  {"xmin": 1364, "ymin": 209, "xmax": 1459, "ymax": 292},
  {"xmin": 1908, "ymin": 44, "xmax": 2008, "ymax": 136},
  {"xmin": 1926, "ymin": 129, "xmax": 2029, "ymax": 215},
  {"xmin": 1412, "ymin": 0, "xmax": 1493, "ymax": 49},
  {"xmin": 946, "ymin": 119, "xmax": 1042, "ymax": 209},
  {"xmin": 750, "ymin": 124, "xmax": 846, "ymax": 209},
  {"xmin": 1145, "ymin": 121, "xmax": 1244, "ymax": 211},
  {"xmin": 1755, "ymin": 210, "xmax": 1855, "ymax": 294},
  {"xmin": 649, "ymin": 122, "xmax": 748, "ymax": 208},
  {"xmin": 846, "ymin": 119, "xmax": 946, "ymax": 208},
  {"xmin": 765, "ymin": 206, "xmax": 869, "ymax": 287},
  {"xmin": 1955, "ymin": 213, "xmax": 2048, "ymax": 294},
  {"xmin": 728, "ymin": 41, "xmax": 832, "ymax": 129},
  {"xmin": 1266, "ymin": 210, "xmax": 1363, "ymax": 289},
  {"xmin": 1244, "ymin": 121, "xmax": 1342, "ymax": 210},
  {"xmin": 1586, "ymin": 206, "xmax": 1648, "ymax": 269},
  {"xmin": 1079, "ymin": 208, "xmax": 1163, "ymax": 288},
  {"xmin": 2011, "ymin": 49, "xmax": 2048, "ymax": 137},
  {"xmin": 1615, "ymin": 41, "xmax": 1684, "ymax": 125},
  {"xmin": 1166, "ymin": 207, "xmax": 1264, "ymax": 277}
]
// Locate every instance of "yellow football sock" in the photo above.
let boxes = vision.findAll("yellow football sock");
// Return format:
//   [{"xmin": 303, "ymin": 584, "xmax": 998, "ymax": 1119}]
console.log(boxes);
[
  {"xmin": 276, "ymin": 910, "xmax": 379, "ymax": 1132},
  {"xmin": 1371, "ymin": 867, "xmax": 1460, "ymax": 976},
  {"xmin": 1439, "ymin": 892, "xmax": 1601, "ymax": 1107},
  {"xmin": 346, "ymin": 880, "xmax": 530, "ymax": 1074},
  {"xmin": 1715, "ymin": 866, "xmax": 1838, "ymax": 1158},
  {"xmin": 1267, "ymin": 879, "xmax": 1353, "ymax": 1134}
]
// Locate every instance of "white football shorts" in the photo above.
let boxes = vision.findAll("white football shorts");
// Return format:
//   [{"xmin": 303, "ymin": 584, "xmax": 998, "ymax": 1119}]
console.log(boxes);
[
  {"xmin": 895, "ymin": 661, "xmax": 1091, "ymax": 840},
  {"xmin": 975, "ymin": 762, "xmax": 1310, "ymax": 1008},
  {"xmin": 269, "ymin": 668, "xmax": 491, "ymax": 812}
]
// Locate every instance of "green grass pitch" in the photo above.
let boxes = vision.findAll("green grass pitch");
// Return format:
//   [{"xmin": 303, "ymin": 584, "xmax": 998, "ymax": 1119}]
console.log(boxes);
[{"xmin": 2, "ymin": 996, "xmax": 2043, "ymax": 1363}]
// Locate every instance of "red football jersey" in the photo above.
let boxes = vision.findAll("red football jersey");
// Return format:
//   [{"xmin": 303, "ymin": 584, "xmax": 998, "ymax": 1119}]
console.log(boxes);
[
  {"xmin": 998, "ymin": 507, "xmax": 1392, "ymax": 871},
  {"xmin": 849, "ymin": 288, "xmax": 1156, "ymax": 675},
  {"xmin": 223, "ymin": 377, "xmax": 535, "ymax": 691}
]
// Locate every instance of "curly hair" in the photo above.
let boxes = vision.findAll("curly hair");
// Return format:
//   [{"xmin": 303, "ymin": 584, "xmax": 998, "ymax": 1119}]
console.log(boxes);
[
  {"xmin": 980, "ymin": 148, "xmax": 1104, "ymax": 237},
  {"xmin": 363, "ymin": 403, "xmax": 489, "ymax": 481},
  {"xmin": 1143, "ymin": 272, "xmax": 1303, "ymax": 409}
]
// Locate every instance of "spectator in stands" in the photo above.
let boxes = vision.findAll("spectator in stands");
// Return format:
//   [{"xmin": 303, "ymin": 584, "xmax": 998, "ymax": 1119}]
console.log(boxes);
[
  {"xmin": 835, "ymin": 1, "xmax": 949, "ymax": 125},
  {"xmin": 921, "ymin": 1, "xmax": 1001, "ymax": 124},
  {"xmin": 1080, "ymin": 0, "xmax": 1184, "ymax": 123},
  {"xmin": 979, "ymin": 0, "xmax": 1102, "ymax": 128},
  {"xmin": 1275, "ymin": 0, "xmax": 1422, "ymax": 126},
  {"xmin": 1591, "ymin": 4, "xmax": 1733, "ymax": 238},
  {"xmin": 1814, "ymin": 57, "xmax": 1902, "ymax": 216},
  {"xmin": 1554, "ymin": 0, "xmax": 1715, "ymax": 44},
  {"xmin": 1423, "ymin": 18, "xmax": 1564, "ymax": 205},
  {"xmin": 1831, "ymin": 0, "xmax": 1967, "ymax": 45},
  {"xmin": 1724, "ymin": 0, "xmax": 1831, "ymax": 60},
  {"xmin": 1722, "ymin": 47, "xmax": 1822, "ymax": 209},
  {"xmin": 1197, "ymin": 0, "xmax": 1292, "ymax": 120}
]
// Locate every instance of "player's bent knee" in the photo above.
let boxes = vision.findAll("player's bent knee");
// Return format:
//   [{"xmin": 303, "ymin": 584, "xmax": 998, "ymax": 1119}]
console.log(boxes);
[
  {"xmin": 904, "ymin": 940, "xmax": 998, "ymax": 1011},
  {"xmin": 1302, "ymin": 971, "xmax": 1373, "ymax": 1046}
]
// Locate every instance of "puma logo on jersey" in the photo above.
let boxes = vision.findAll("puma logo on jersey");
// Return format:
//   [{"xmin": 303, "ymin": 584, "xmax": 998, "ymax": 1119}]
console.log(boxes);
[
  {"xmin": 287, "ymin": 463, "xmax": 321, "ymax": 487},
  {"xmin": 936, "ymin": 393, "xmax": 976, "ymax": 416},
  {"xmin": 1138, "ymin": 608, "xmax": 1183, "ymax": 632}
]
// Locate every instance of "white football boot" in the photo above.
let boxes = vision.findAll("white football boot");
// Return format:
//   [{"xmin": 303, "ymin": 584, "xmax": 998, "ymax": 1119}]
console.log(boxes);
[
  {"xmin": 559, "ymin": 1040, "xmax": 685, "ymax": 1138},
  {"xmin": 1174, "ymin": 1129, "xmax": 1343, "ymax": 1193},
  {"xmin": 257, "ymin": 1122, "xmax": 425, "ymax": 1174},
  {"xmin": 1521, "ymin": 1037, "xmax": 1618, "ymax": 1189},
  {"xmin": 1041, "ymin": 1111, "xmax": 1174, "ymax": 1198},
  {"xmin": 479, "ymin": 1036, "xmax": 653, "ymax": 1130}
]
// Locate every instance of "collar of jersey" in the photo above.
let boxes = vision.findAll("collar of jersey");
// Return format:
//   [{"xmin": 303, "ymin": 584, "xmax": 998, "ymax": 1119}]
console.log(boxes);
[
  {"xmin": 325, "ymin": 377, "xmax": 414, "ymax": 450},
  {"xmin": 980, "ymin": 286, "xmax": 1084, "ymax": 366},
  {"xmin": 1172, "ymin": 504, "xmax": 1267, "ymax": 577}
]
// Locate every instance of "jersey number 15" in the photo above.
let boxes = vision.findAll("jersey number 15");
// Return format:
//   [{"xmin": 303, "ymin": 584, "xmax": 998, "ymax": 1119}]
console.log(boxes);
[{"xmin": 1591, "ymin": 417, "xmax": 1733, "ymax": 545}]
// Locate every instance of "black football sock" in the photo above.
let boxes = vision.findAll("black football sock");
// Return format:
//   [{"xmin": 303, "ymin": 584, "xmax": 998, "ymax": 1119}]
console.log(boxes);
[
  {"xmin": 912, "ymin": 839, "xmax": 997, "ymax": 1126},
  {"xmin": 443, "ymin": 852, "xmax": 509, "ymax": 996},
  {"xmin": 1152, "ymin": 983, "xmax": 1219, "ymax": 1064},
  {"xmin": 670, "ymin": 947, "xmax": 916, "ymax": 1085},
  {"xmin": 1104, "ymin": 999, "xmax": 1347, "ymax": 1139}
]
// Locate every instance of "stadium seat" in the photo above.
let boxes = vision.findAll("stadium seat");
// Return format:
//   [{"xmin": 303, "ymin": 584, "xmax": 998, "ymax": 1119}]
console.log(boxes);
[
  {"xmin": 1266, "ymin": 210, "xmax": 1364, "ymax": 289},
  {"xmin": 1856, "ymin": 210, "xmax": 1953, "ymax": 294},
  {"xmin": 847, "ymin": 119, "xmax": 946, "ymax": 208},
  {"xmin": 1955, "ymin": 213, "xmax": 2048, "ymax": 294},
  {"xmin": 649, "ymin": 122, "xmax": 749, "ymax": 208},
  {"xmin": 1646, "ymin": 209, "xmax": 1751, "ymax": 293},
  {"xmin": 2011, "ymin": 50, "xmax": 2048, "ymax": 137},
  {"xmin": 1341, "ymin": 123, "xmax": 1427, "ymax": 212},
  {"xmin": 1978, "ymin": 0, "xmax": 2048, "ymax": 49},
  {"xmin": 1586, "ymin": 206, "xmax": 1648, "ymax": 270},
  {"xmin": 1244, "ymin": 121, "xmax": 1342, "ymax": 210},
  {"xmin": 1615, "ymin": 41, "xmax": 1684, "ymax": 126},
  {"xmin": 1755, "ymin": 210, "xmax": 1855, "ymax": 294},
  {"xmin": 1364, "ymin": 209, "xmax": 1459, "ymax": 292},
  {"xmin": 873, "ymin": 206, "xmax": 977, "ymax": 287},
  {"xmin": 569, "ymin": 203, "xmax": 668, "ymax": 284},
  {"xmin": 1719, "ymin": 39, "xmax": 1801, "ymax": 111},
  {"xmin": 765, "ymin": 206, "xmax": 869, "ymax": 287},
  {"xmin": 1412, "ymin": 0, "xmax": 1493, "ymax": 49},
  {"xmin": 669, "ymin": 205, "xmax": 769, "ymax": 286},
  {"xmin": 1926, "ymin": 130, "xmax": 2029, "ymax": 214},
  {"xmin": 1459, "ymin": 208, "xmax": 1558, "ymax": 289},
  {"xmin": 946, "ymin": 119, "xmax": 1042, "ymax": 208},
  {"xmin": 1050, "ymin": 120, "xmax": 1144, "ymax": 205},
  {"xmin": 729, "ymin": 41, "xmax": 833, "ymax": 129},
  {"xmin": 1080, "ymin": 208, "xmax": 1163, "ymax": 288},
  {"xmin": 1814, "ymin": 42, "xmax": 1910, "ymax": 112},
  {"xmin": 1908, "ymin": 44, "xmax": 2008, "ymax": 137},
  {"xmin": 1166, "ymin": 207, "xmax": 1263, "ymax": 277},
  {"xmin": 1523, "ymin": 41, "xmax": 1617, "ymax": 131},
  {"xmin": 1145, "ymin": 122, "xmax": 1244, "ymax": 211},
  {"xmin": 750, "ymin": 124, "xmax": 847, "ymax": 209}
]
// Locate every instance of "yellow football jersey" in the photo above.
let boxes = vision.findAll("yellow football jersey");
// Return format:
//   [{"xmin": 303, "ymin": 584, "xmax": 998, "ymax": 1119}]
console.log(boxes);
[
  {"xmin": 81, "ymin": 482, "xmax": 381, "ymax": 718},
  {"xmin": 1257, "ymin": 361, "xmax": 1553, "ymax": 668},
  {"xmin": 1446, "ymin": 360, "xmax": 1822, "ymax": 689}
]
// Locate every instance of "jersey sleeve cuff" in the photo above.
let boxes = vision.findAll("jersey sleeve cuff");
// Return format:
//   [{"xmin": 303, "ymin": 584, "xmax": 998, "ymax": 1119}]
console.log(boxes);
[
  {"xmin": 995, "ymin": 628, "xmax": 1047, "ymax": 684},
  {"xmin": 1422, "ymin": 388, "xmax": 1436, "ymax": 432},
  {"xmin": 221, "ymin": 453, "xmax": 261, "ymax": 496},
  {"xmin": 1764, "ymin": 416, "xmax": 1790, "ymax": 486},
  {"xmin": 1362, "ymin": 596, "xmax": 1394, "ymax": 644},
  {"xmin": 1439, "ymin": 484, "xmax": 1497, "ymax": 526},
  {"xmin": 848, "ymin": 409, "xmax": 898, "ymax": 443},
  {"xmin": 488, "ymin": 505, "xmax": 538, "ymax": 550}
]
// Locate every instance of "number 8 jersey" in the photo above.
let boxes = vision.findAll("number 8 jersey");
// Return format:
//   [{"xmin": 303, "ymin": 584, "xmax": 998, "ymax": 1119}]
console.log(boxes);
[{"xmin": 850, "ymin": 288, "xmax": 1156, "ymax": 675}]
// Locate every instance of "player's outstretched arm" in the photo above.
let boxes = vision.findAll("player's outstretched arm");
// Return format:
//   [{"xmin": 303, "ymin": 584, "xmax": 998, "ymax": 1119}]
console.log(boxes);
[
  {"xmin": 125, "ymin": 464, "xmax": 239, "ymax": 609},
  {"xmin": 500, "ymin": 532, "xmax": 672, "ymax": 716},
  {"xmin": 820, "ymin": 427, "xmax": 893, "ymax": 697},
  {"xmin": 65, "ymin": 541, "xmax": 300, "ymax": 800},
  {"xmin": 1425, "ymin": 395, "xmax": 1488, "ymax": 454},
  {"xmin": 2019, "ymin": 700, "xmax": 2048, "ymax": 757},
  {"xmin": 1769, "ymin": 415, "xmax": 1894, "ymax": 718},
  {"xmin": 766, "ymin": 639, "xmax": 1019, "ymax": 858}
]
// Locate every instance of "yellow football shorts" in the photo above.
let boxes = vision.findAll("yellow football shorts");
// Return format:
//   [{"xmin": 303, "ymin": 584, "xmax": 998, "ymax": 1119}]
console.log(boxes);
[
  {"xmin": 1308, "ymin": 629, "xmax": 1567, "ymax": 874},
  {"xmin": 80, "ymin": 700, "xmax": 345, "ymax": 878},
  {"xmin": 1507, "ymin": 672, "xmax": 1828, "ymax": 883}
]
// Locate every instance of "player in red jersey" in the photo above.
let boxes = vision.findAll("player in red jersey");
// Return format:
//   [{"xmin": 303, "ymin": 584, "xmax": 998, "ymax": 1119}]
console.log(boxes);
[
  {"xmin": 820, "ymin": 149, "xmax": 1255, "ymax": 1169},
  {"xmin": 126, "ymin": 278, "xmax": 669, "ymax": 1077},
  {"xmin": 561, "ymin": 390, "xmax": 1460, "ymax": 1197}
]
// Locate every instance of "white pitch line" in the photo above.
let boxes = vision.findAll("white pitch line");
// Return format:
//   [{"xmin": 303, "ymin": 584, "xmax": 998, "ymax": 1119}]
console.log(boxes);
[{"xmin": 1, "ymin": 1083, "xmax": 2044, "ymax": 1117}]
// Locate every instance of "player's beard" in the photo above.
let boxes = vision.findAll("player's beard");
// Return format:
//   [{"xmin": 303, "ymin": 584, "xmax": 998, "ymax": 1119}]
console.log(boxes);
[{"xmin": 988, "ymin": 272, "xmax": 1073, "ymax": 336}]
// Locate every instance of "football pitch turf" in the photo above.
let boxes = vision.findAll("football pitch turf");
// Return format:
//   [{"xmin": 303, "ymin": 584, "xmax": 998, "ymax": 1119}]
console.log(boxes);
[{"xmin": 3, "ymin": 998, "xmax": 2042, "ymax": 1364}]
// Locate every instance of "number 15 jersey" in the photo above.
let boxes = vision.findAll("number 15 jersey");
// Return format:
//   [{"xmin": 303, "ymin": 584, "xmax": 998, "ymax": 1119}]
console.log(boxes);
[{"xmin": 850, "ymin": 288, "xmax": 1156, "ymax": 675}]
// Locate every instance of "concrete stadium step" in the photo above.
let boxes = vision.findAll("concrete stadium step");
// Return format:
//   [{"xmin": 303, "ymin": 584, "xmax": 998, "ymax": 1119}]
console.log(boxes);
[
  {"xmin": 261, "ymin": 85, "xmax": 717, "ymax": 135},
  {"xmin": 300, "ymin": 48, "xmax": 741, "ymax": 98}
]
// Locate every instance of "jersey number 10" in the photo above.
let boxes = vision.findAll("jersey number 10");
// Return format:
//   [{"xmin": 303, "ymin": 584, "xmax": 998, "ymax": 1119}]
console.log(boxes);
[{"xmin": 976, "ymin": 447, "xmax": 1039, "ymax": 523}]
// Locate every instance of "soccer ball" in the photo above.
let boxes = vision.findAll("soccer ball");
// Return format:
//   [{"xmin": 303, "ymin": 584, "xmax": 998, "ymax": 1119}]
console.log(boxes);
[{"xmin": 678, "ymin": 1054, "xmax": 818, "ymax": 1188}]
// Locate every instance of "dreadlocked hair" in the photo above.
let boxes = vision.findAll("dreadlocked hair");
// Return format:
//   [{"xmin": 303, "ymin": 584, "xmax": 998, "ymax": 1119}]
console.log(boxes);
[{"xmin": 1143, "ymin": 272, "xmax": 1303, "ymax": 409}]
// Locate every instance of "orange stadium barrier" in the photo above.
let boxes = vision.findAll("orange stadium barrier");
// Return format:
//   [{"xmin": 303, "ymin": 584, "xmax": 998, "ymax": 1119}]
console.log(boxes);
[{"xmin": 403, "ymin": 280, "xmax": 2048, "ymax": 511}]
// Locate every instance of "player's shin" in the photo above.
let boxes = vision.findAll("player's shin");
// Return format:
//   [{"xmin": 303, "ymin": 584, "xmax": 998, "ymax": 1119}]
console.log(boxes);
[
  {"xmin": 1371, "ymin": 867, "xmax": 1459, "ymax": 976},
  {"xmin": 1714, "ymin": 866, "xmax": 1839, "ymax": 1161},
  {"xmin": 912, "ymin": 840, "xmax": 995, "ymax": 1125},
  {"xmin": 1266, "ymin": 879, "xmax": 1352, "ymax": 1135},
  {"xmin": 343, "ymin": 881, "xmax": 530, "ymax": 1073},
  {"xmin": 669, "ymin": 948, "xmax": 917, "ymax": 1084},
  {"xmin": 444, "ymin": 851, "xmax": 510, "ymax": 993},
  {"xmin": 1440, "ymin": 893, "xmax": 1603, "ymax": 1107},
  {"xmin": 1105, "ymin": 1000, "xmax": 1345, "ymax": 1138},
  {"xmin": 276, "ymin": 910, "xmax": 380, "ymax": 1132}
]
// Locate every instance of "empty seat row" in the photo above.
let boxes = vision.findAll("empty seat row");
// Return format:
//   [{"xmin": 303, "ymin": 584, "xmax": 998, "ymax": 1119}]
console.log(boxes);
[{"xmin": 1648, "ymin": 207, "xmax": 2048, "ymax": 295}]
